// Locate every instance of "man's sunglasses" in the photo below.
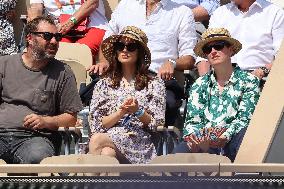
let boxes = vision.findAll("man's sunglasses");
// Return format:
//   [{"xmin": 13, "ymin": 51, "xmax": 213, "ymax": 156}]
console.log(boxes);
[
  {"xmin": 114, "ymin": 42, "xmax": 139, "ymax": 52},
  {"xmin": 202, "ymin": 41, "xmax": 230, "ymax": 54},
  {"xmin": 30, "ymin": 32, "xmax": 63, "ymax": 42}
]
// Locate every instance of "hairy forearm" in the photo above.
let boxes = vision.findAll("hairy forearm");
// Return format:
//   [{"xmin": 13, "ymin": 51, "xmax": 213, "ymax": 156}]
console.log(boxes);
[
  {"xmin": 42, "ymin": 113, "xmax": 77, "ymax": 130},
  {"xmin": 73, "ymin": 0, "xmax": 99, "ymax": 22},
  {"xmin": 176, "ymin": 55, "xmax": 195, "ymax": 71}
]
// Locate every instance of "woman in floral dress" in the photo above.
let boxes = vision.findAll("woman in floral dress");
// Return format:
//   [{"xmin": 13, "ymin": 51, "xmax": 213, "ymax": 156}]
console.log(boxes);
[
  {"xmin": 0, "ymin": 0, "xmax": 18, "ymax": 56},
  {"xmin": 89, "ymin": 26, "xmax": 166, "ymax": 164},
  {"xmin": 173, "ymin": 28, "xmax": 260, "ymax": 162}
]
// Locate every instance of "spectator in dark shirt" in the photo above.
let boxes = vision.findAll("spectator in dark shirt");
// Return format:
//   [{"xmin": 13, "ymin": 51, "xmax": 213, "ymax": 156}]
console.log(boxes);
[
  {"xmin": 0, "ymin": 16, "xmax": 83, "ymax": 164},
  {"xmin": 0, "ymin": 0, "xmax": 18, "ymax": 56}
]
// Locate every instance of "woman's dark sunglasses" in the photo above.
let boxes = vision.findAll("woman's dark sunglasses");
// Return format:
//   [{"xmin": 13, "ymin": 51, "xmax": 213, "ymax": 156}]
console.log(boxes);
[
  {"xmin": 30, "ymin": 32, "xmax": 63, "ymax": 42},
  {"xmin": 114, "ymin": 42, "xmax": 139, "ymax": 52},
  {"xmin": 202, "ymin": 41, "xmax": 230, "ymax": 54}
]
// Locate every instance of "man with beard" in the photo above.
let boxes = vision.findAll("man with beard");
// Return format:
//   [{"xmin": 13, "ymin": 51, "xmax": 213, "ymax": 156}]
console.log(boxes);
[{"xmin": 0, "ymin": 16, "xmax": 83, "ymax": 164}]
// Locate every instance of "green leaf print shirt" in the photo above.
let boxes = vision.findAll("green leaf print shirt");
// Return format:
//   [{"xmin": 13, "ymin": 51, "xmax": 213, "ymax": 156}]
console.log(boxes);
[{"xmin": 184, "ymin": 67, "xmax": 260, "ymax": 140}]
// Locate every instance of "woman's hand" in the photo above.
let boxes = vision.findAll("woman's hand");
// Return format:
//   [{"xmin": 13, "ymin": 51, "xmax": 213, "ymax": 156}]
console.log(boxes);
[
  {"xmin": 186, "ymin": 133, "xmax": 210, "ymax": 152},
  {"xmin": 186, "ymin": 134, "xmax": 200, "ymax": 152},
  {"xmin": 196, "ymin": 134, "xmax": 211, "ymax": 152},
  {"xmin": 120, "ymin": 97, "xmax": 139, "ymax": 114},
  {"xmin": 186, "ymin": 127, "xmax": 228, "ymax": 152},
  {"xmin": 209, "ymin": 127, "xmax": 228, "ymax": 148},
  {"xmin": 210, "ymin": 136, "xmax": 228, "ymax": 148}
]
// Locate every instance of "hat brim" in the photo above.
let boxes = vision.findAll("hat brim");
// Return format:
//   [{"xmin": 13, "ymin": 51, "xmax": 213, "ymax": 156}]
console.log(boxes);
[
  {"xmin": 194, "ymin": 36, "xmax": 242, "ymax": 58},
  {"xmin": 101, "ymin": 34, "xmax": 151, "ymax": 66}
]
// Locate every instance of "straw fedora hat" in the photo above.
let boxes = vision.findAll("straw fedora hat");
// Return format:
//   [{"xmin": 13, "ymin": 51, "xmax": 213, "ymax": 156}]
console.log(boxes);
[
  {"xmin": 101, "ymin": 26, "xmax": 151, "ymax": 66},
  {"xmin": 194, "ymin": 28, "xmax": 242, "ymax": 58}
]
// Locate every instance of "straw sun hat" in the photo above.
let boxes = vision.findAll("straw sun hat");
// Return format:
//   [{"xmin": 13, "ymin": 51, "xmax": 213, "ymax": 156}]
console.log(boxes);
[
  {"xmin": 194, "ymin": 28, "xmax": 242, "ymax": 58},
  {"xmin": 100, "ymin": 26, "xmax": 151, "ymax": 66}
]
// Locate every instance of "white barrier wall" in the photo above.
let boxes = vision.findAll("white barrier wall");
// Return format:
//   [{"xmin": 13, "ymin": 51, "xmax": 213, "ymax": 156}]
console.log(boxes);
[{"xmin": 235, "ymin": 40, "xmax": 284, "ymax": 164}]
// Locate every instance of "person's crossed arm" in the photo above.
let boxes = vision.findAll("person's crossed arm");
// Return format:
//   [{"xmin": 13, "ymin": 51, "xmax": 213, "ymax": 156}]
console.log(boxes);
[{"xmin": 58, "ymin": 0, "xmax": 99, "ymax": 35}]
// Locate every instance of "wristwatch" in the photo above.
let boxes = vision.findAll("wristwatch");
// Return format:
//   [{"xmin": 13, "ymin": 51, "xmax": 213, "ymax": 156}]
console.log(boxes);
[
  {"xmin": 168, "ymin": 59, "xmax": 177, "ymax": 68},
  {"xmin": 260, "ymin": 67, "xmax": 270, "ymax": 77}
]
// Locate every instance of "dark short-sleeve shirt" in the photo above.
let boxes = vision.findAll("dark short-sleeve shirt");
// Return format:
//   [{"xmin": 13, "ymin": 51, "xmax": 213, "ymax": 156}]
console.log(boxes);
[{"xmin": 0, "ymin": 54, "xmax": 83, "ymax": 129}]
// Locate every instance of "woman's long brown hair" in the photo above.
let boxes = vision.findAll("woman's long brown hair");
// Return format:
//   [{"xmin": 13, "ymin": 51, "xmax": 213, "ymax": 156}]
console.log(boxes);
[{"xmin": 103, "ymin": 40, "xmax": 152, "ymax": 91}]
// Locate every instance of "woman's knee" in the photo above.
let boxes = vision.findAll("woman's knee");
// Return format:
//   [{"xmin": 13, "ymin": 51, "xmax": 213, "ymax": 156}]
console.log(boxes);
[
  {"xmin": 101, "ymin": 147, "xmax": 116, "ymax": 158},
  {"xmin": 89, "ymin": 133, "xmax": 113, "ymax": 153}
]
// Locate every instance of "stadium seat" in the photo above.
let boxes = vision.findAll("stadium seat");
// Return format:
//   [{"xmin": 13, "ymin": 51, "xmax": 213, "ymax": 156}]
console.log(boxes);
[
  {"xmin": 234, "ymin": 40, "xmax": 284, "ymax": 164},
  {"xmin": 39, "ymin": 154, "xmax": 119, "ymax": 176},
  {"xmin": 150, "ymin": 153, "xmax": 231, "ymax": 176},
  {"xmin": 56, "ymin": 42, "xmax": 93, "ymax": 86},
  {"xmin": 55, "ymin": 42, "xmax": 93, "ymax": 155},
  {"xmin": 0, "ymin": 159, "xmax": 7, "ymax": 176}
]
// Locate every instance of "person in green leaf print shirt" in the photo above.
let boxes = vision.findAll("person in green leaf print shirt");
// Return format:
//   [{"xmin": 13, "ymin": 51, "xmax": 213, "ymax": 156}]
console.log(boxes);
[{"xmin": 173, "ymin": 28, "xmax": 260, "ymax": 162}]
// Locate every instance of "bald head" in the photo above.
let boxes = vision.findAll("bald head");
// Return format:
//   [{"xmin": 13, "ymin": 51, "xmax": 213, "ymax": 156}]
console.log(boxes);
[{"xmin": 231, "ymin": 0, "xmax": 256, "ymax": 11}]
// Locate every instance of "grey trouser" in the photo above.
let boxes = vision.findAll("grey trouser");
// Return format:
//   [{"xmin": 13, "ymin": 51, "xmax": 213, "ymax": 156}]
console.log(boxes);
[{"xmin": 0, "ymin": 129, "xmax": 61, "ymax": 164}]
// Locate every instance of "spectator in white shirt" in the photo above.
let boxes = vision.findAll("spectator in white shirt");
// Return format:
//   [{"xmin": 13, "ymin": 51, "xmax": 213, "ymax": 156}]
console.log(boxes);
[
  {"xmin": 197, "ymin": 0, "xmax": 284, "ymax": 80},
  {"xmin": 171, "ymin": 0, "xmax": 220, "ymax": 39},
  {"xmin": 171, "ymin": 0, "xmax": 220, "ymax": 22},
  {"xmin": 91, "ymin": 0, "xmax": 197, "ymax": 127}
]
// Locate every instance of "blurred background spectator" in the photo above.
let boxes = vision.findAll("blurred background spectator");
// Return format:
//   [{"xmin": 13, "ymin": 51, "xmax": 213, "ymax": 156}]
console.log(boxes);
[
  {"xmin": 0, "ymin": 0, "xmax": 18, "ymax": 56},
  {"xmin": 171, "ymin": 0, "xmax": 220, "ymax": 38},
  {"xmin": 28, "ymin": 0, "xmax": 108, "ymax": 63},
  {"xmin": 171, "ymin": 0, "xmax": 220, "ymax": 22}
]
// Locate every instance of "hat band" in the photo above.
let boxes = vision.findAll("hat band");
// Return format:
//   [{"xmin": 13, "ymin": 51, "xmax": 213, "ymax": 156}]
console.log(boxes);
[
  {"xmin": 121, "ymin": 30, "xmax": 144, "ymax": 43},
  {"xmin": 205, "ymin": 33, "xmax": 230, "ymax": 39}
]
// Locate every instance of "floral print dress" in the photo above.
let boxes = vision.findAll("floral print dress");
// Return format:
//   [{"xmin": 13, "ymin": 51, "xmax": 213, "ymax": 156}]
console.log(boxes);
[
  {"xmin": 184, "ymin": 67, "xmax": 260, "ymax": 140},
  {"xmin": 0, "ymin": 0, "xmax": 18, "ymax": 56},
  {"xmin": 90, "ymin": 77, "xmax": 166, "ymax": 164}
]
